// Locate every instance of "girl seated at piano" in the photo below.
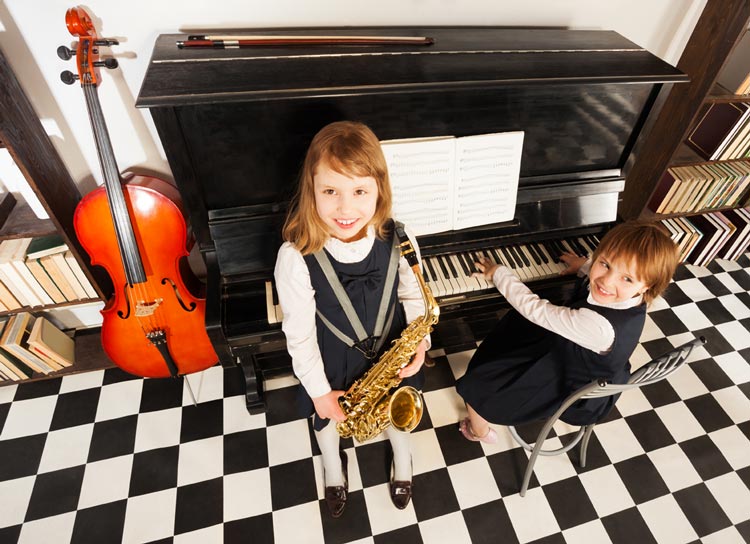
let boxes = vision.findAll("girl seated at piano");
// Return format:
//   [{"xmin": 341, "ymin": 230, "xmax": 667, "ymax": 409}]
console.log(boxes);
[
  {"xmin": 274, "ymin": 121, "xmax": 429, "ymax": 517},
  {"xmin": 456, "ymin": 221, "xmax": 678, "ymax": 443}
]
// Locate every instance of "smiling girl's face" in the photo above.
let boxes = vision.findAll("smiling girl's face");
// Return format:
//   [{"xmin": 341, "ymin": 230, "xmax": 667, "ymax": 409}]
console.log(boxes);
[
  {"xmin": 313, "ymin": 160, "xmax": 379, "ymax": 242},
  {"xmin": 588, "ymin": 253, "xmax": 649, "ymax": 304}
]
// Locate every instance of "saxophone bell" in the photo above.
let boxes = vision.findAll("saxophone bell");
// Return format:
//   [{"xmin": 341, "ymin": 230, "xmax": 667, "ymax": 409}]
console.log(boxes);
[{"xmin": 389, "ymin": 385, "xmax": 423, "ymax": 432}]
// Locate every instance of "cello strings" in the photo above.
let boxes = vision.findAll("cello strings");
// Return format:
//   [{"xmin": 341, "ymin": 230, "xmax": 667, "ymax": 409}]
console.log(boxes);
[{"xmin": 84, "ymin": 84, "xmax": 164, "ymax": 337}]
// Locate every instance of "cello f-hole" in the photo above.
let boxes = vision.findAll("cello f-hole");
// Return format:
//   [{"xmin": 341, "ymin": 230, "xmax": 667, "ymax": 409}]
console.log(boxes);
[
  {"xmin": 161, "ymin": 277, "xmax": 197, "ymax": 312},
  {"xmin": 117, "ymin": 283, "xmax": 131, "ymax": 319}
]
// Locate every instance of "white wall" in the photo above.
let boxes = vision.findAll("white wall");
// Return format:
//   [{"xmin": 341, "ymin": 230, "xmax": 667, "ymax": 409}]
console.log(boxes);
[
  {"xmin": 1, "ymin": 0, "xmax": 706, "ymax": 192},
  {"xmin": 0, "ymin": 0, "xmax": 707, "ymax": 326}
]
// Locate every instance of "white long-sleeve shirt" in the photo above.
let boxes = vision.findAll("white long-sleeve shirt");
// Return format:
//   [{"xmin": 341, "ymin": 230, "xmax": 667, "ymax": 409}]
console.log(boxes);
[
  {"xmin": 491, "ymin": 260, "xmax": 643, "ymax": 355},
  {"xmin": 274, "ymin": 225, "xmax": 429, "ymax": 398}
]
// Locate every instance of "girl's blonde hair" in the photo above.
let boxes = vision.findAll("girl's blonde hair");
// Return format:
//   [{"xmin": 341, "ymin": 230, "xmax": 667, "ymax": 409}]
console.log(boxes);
[
  {"xmin": 591, "ymin": 221, "xmax": 679, "ymax": 305},
  {"xmin": 282, "ymin": 121, "xmax": 393, "ymax": 255}
]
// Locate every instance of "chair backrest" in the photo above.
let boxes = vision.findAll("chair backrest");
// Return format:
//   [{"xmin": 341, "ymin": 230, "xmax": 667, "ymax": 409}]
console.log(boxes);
[{"xmin": 580, "ymin": 336, "xmax": 706, "ymax": 400}]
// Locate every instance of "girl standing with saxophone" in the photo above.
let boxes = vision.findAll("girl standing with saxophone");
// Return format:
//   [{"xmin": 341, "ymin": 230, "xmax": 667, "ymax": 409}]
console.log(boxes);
[{"xmin": 274, "ymin": 121, "xmax": 429, "ymax": 517}]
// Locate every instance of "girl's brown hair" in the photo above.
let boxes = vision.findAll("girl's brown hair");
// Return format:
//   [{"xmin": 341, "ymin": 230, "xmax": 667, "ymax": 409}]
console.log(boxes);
[
  {"xmin": 282, "ymin": 121, "xmax": 393, "ymax": 255},
  {"xmin": 591, "ymin": 221, "xmax": 679, "ymax": 305}
]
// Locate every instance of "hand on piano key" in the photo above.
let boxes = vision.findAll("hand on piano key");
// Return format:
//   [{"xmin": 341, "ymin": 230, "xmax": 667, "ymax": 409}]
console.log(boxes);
[
  {"xmin": 559, "ymin": 252, "xmax": 588, "ymax": 276},
  {"xmin": 472, "ymin": 257, "xmax": 500, "ymax": 281}
]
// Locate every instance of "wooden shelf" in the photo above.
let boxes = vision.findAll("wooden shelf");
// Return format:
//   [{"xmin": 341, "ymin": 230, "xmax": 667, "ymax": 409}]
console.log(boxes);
[
  {"xmin": 669, "ymin": 143, "xmax": 750, "ymax": 167},
  {"xmin": 0, "ymin": 199, "xmax": 56, "ymax": 240},
  {"xmin": 0, "ymin": 326, "xmax": 115, "ymax": 386},
  {"xmin": 641, "ymin": 204, "xmax": 747, "ymax": 221},
  {"xmin": 0, "ymin": 298, "xmax": 102, "ymax": 318},
  {"xmin": 622, "ymin": 0, "xmax": 750, "ymax": 220},
  {"xmin": 705, "ymin": 83, "xmax": 750, "ymax": 104}
]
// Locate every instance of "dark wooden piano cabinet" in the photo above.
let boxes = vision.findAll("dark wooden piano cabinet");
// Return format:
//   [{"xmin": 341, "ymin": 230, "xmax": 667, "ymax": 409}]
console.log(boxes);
[{"xmin": 137, "ymin": 27, "xmax": 686, "ymax": 413}]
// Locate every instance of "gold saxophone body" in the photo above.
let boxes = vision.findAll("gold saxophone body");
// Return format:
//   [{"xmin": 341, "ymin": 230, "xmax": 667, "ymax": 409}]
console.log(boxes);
[{"xmin": 336, "ymin": 228, "xmax": 440, "ymax": 443}]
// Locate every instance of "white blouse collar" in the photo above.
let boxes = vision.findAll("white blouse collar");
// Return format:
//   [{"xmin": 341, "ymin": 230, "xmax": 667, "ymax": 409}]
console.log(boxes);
[{"xmin": 324, "ymin": 225, "xmax": 376, "ymax": 263}]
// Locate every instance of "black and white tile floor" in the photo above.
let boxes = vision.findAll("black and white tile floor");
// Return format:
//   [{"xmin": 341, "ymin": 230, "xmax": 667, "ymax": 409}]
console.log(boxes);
[{"xmin": 1, "ymin": 258, "xmax": 750, "ymax": 543}]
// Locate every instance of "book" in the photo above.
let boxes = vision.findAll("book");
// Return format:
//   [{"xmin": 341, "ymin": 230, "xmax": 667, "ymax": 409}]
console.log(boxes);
[
  {"xmin": 686, "ymin": 102, "xmax": 750, "ymax": 160},
  {"xmin": 676, "ymin": 216, "xmax": 703, "ymax": 263},
  {"xmin": 685, "ymin": 213, "xmax": 723, "ymax": 266},
  {"xmin": 0, "ymin": 347, "xmax": 34, "ymax": 380},
  {"xmin": 647, "ymin": 169, "xmax": 680, "ymax": 214},
  {"xmin": 667, "ymin": 217, "xmax": 691, "ymax": 259},
  {"xmin": 50, "ymin": 252, "xmax": 87, "ymax": 300},
  {"xmin": 662, "ymin": 169, "xmax": 693, "ymax": 214},
  {"xmin": 27, "ymin": 316, "xmax": 74, "ymax": 368},
  {"xmin": 718, "ymin": 207, "xmax": 750, "ymax": 260},
  {"xmin": 672, "ymin": 167, "xmax": 703, "ymax": 213},
  {"xmin": 39, "ymin": 254, "xmax": 78, "ymax": 301},
  {"xmin": 24, "ymin": 258, "xmax": 66, "ymax": 304},
  {"xmin": 380, "ymin": 131, "xmax": 524, "ymax": 235},
  {"xmin": 0, "ymin": 317, "xmax": 34, "ymax": 380},
  {"xmin": 0, "ymin": 312, "xmax": 58, "ymax": 374},
  {"xmin": 732, "ymin": 207, "xmax": 750, "ymax": 258},
  {"xmin": 10, "ymin": 238, "xmax": 54, "ymax": 306},
  {"xmin": 63, "ymin": 251, "xmax": 98, "ymax": 299},
  {"xmin": 704, "ymin": 212, "xmax": 736, "ymax": 264},
  {"xmin": 0, "ymin": 239, "xmax": 41, "ymax": 307},
  {"xmin": 0, "ymin": 280, "xmax": 21, "ymax": 310},
  {"xmin": 25, "ymin": 234, "xmax": 68, "ymax": 260}
]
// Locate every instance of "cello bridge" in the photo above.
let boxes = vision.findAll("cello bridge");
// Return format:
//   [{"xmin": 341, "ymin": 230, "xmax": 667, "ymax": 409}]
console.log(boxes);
[{"xmin": 135, "ymin": 298, "xmax": 163, "ymax": 317}]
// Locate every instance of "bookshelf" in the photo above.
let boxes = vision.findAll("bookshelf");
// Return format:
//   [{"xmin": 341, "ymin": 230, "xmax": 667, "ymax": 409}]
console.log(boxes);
[
  {"xmin": 0, "ymin": 46, "xmax": 114, "ymax": 382},
  {"xmin": 621, "ymin": 0, "xmax": 750, "ymax": 265}
]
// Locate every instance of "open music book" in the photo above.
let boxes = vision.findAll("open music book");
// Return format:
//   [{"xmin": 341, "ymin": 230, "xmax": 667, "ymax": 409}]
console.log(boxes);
[{"xmin": 381, "ymin": 131, "xmax": 524, "ymax": 236}]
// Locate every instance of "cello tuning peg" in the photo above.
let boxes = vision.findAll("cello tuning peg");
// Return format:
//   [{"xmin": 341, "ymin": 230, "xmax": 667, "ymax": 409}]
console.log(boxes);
[
  {"xmin": 57, "ymin": 45, "xmax": 76, "ymax": 61},
  {"xmin": 94, "ymin": 58, "xmax": 119, "ymax": 69},
  {"xmin": 60, "ymin": 70, "xmax": 79, "ymax": 85}
]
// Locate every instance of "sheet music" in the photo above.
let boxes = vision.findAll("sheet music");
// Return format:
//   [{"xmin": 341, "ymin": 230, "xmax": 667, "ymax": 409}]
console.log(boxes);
[
  {"xmin": 380, "ymin": 137, "xmax": 455, "ymax": 235},
  {"xmin": 454, "ymin": 131, "xmax": 524, "ymax": 230},
  {"xmin": 380, "ymin": 132, "xmax": 524, "ymax": 235}
]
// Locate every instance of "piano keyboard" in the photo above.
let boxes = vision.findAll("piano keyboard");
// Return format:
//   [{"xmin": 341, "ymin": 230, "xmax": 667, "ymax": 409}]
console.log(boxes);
[
  {"xmin": 422, "ymin": 235, "xmax": 600, "ymax": 301},
  {"xmin": 265, "ymin": 235, "xmax": 600, "ymax": 323}
]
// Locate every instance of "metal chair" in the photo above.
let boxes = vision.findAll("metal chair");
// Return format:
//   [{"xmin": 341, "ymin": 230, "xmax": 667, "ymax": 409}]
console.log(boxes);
[{"xmin": 509, "ymin": 336, "xmax": 706, "ymax": 497}]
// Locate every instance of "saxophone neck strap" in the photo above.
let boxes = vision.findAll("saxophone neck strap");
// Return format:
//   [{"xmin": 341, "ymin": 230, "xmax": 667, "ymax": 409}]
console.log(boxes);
[
  {"xmin": 316, "ymin": 305, "xmax": 396, "ymax": 361},
  {"xmin": 312, "ymin": 221, "xmax": 403, "ymax": 355}
]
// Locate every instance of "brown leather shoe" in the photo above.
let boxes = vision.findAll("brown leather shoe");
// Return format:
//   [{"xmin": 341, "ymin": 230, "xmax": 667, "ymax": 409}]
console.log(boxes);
[
  {"xmin": 324, "ymin": 451, "xmax": 348, "ymax": 518},
  {"xmin": 389, "ymin": 460, "xmax": 412, "ymax": 510}
]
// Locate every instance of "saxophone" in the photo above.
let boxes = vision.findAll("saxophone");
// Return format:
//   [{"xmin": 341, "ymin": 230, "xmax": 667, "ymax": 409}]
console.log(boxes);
[{"xmin": 336, "ymin": 226, "xmax": 440, "ymax": 443}]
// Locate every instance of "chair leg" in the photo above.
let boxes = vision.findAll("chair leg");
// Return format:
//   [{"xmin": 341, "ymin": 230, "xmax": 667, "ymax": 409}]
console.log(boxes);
[
  {"xmin": 520, "ymin": 437, "xmax": 546, "ymax": 497},
  {"xmin": 579, "ymin": 425, "xmax": 595, "ymax": 468}
]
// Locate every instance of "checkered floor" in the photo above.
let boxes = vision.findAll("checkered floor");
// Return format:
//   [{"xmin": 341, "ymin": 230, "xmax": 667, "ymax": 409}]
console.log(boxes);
[{"xmin": 1, "ymin": 258, "xmax": 750, "ymax": 544}]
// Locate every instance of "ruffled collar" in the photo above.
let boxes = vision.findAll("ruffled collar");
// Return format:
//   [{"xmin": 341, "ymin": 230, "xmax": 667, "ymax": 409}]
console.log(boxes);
[{"xmin": 324, "ymin": 225, "xmax": 376, "ymax": 263}]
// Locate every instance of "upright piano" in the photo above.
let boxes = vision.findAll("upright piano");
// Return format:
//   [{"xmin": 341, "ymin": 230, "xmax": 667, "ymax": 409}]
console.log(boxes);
[{"xmin": 137, "ymin": 27, "xmax": 686, "ymax": 413}]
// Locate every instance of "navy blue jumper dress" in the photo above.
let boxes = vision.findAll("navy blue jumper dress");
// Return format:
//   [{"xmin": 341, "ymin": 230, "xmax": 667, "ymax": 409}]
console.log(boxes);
[
  {"xmin": 456, "ymin": 277, "xmax": 646, "ymax": 426},
  {"xmin": 300, "ymin": 222, "xmax": 425, "ymax": 430}
]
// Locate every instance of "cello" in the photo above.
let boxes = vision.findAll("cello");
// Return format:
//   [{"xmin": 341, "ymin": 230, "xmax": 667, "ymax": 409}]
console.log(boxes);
[{"xmin": 60, "ymin": 6, "xmax": 218, "ymax": 379}]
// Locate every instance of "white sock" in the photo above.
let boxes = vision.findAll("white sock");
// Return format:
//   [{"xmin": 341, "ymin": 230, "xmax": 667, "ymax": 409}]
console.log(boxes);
[
  {"xmin": 315, "ymin": 422, "xmax": 345, "ymax": 487},
  {"xmin": 386, "ymin": 426, "xmax": 412, "ymax": 481}
]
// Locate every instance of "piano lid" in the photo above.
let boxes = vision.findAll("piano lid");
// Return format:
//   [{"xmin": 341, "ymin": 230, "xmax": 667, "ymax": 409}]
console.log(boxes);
[{"xmin": 137, "ymin": 27, "xmax": 687, "ymax": 107}]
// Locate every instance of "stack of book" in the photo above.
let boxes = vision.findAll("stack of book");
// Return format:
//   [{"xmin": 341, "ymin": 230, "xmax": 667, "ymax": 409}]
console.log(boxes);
[
  {"xmin": 0, "ymin": 234, "xmax": 98, "ymax": 311},
  {"xmin": 647, "ymin": 161, "xmax": 750, "ymax": 214},
  {"xmin": 686, "ymin": 102, "xmax": 750, "ymax": 161},
  {"xmin": 660, "ymin": 208, "xmax": 750, "ymax": 266},
  {"xmin": 0, "ymin": 312, "xmax": 75, "ymax": 381}
]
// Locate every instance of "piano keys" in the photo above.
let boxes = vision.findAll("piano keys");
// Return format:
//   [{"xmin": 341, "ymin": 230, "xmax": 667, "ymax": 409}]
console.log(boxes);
[{"xmin": 265, "ymin": 234, "xmax": 601, "ymax": 323}]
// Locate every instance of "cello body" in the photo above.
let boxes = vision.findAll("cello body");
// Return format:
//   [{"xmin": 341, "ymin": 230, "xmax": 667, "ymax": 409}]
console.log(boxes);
[{"xmin": 74, "ymin": 174, "xmax": 218, "ymax": 377}]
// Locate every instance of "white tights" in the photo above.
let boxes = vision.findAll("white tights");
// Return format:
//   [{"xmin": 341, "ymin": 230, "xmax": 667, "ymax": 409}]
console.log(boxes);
[{"xmin": 314, "ymin": 422, "xmax": 413, "ymax": 486}]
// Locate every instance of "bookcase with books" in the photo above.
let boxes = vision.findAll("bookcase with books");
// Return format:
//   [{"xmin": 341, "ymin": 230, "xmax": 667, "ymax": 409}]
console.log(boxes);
[
  {"xmin": 621, "ymin": 1, "xmax": 750, "ymax": 267},
  {"xmin": 0, "ymin": 46, "xmax": 112, "ymax": 383}
]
